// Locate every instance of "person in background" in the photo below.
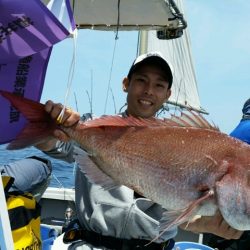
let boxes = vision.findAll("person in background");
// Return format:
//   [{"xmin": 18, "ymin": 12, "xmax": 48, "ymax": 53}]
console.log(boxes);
[
  {"xmin": 230, "ymin": 98, "xmax": 250, "ymax": 144},
  {"xmin": 203, "ymin": 98, "xmax": 250, "ymax": 250},
  {"xmin": 36, "ymin": 52, "xmax": 242, "ymax": 249},
  {"xmin": 0, "ymin": 155, "xmax": 52, "ymax": 201}
]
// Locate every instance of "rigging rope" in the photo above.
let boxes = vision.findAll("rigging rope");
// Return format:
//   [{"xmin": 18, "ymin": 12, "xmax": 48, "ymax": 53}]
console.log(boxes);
[
  {"xmin": 57, "ymin": 29, "xmax": 78, "ymax": 123},
  {"xmin": 103, "ymin": 38, "xmax": 118, "ymax": 114},
  {"xmin": 103, "ymin": 0, "xmax": 121, "ymax": 114}
]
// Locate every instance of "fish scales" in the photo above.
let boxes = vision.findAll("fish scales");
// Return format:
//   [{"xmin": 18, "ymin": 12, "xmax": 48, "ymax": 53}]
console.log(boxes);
[
  {"xmin": 2, "ymin": 90, "xmax": 250, "ymax": 231},
  {"xmin": 63, "ymin": 123, "xmax": 237, "ymax": 211}
]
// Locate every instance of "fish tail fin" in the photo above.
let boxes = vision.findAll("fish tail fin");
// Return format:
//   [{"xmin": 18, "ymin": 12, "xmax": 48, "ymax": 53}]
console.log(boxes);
[
  {"xmin": 0, "ymin": 90, "xmax": 56, "ymax": 150},
  {"xmin": 145, "ymin": 189, "xmax": 214, "ymax": 246}
]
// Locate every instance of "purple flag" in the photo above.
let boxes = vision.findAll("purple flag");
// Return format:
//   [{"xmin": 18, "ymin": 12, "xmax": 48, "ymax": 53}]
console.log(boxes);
[
  {"xmin": 47, "ymin": 0, "xmax": 76, "ymax": 33},
  {"xmin": 0, "ymin": 47, "xmax": 52, "ymax": 144},
  {"xmin": 0, "ymin": 0, "xmax": 69, "ymax": 64}
]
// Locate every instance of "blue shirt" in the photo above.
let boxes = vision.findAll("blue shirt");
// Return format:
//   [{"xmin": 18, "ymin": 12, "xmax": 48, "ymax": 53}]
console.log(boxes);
[{"xmin": 230, "ymin": 119, "xmax": 250, "ymax": 144}]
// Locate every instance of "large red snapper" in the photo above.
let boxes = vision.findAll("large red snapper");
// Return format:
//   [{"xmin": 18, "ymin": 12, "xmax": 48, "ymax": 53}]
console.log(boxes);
[{"xmin": 1, "ymin": 90, "xmax": 250, "ymax": 235}]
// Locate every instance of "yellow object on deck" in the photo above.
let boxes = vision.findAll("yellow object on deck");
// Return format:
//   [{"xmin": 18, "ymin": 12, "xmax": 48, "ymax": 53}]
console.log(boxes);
[{"xmin": 2, "ymin": 176, "xmax": 42, "ymax": 250}]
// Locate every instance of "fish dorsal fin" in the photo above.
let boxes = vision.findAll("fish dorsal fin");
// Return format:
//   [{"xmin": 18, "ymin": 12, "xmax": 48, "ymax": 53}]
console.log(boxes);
[
  {"xmin": 83, "ymin": 112, "xmax": 219, "ymax": 131},
  {"xmin": 165, "ymin": 111, "xmax": 219, "ymax": 131},
  {"xmin": 84, "ymin": 115, "xmax": 166, "ymax": 128}
]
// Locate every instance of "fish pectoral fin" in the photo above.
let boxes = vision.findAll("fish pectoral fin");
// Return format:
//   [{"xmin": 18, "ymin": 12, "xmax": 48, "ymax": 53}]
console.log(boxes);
[
  {"xmin": 73, "ymin": 147, "xmax": 119, "ymax": 190},
  {"xmin": 160, "ymin": 209, "xmax": 187, "ymax": 232},
  {"xmin": 146, "ymin": 190, "xmax": 215, "ymax": 245},
  {"xmin": 161, "ymin": 190, "xmax": 214, "ymax": 231}
]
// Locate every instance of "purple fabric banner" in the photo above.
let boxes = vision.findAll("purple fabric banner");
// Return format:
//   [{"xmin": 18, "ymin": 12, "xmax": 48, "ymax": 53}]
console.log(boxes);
[
  {"xmin": 0, "ymin": 0, "xmax": 69, "ymax": 64},
  {"xmin": 0, "ymin": 47, "xmax": 52, "ymax": 144},
  {"xmin": 47, "ymin": 0, "xmax": 76, "ymax": 33}
]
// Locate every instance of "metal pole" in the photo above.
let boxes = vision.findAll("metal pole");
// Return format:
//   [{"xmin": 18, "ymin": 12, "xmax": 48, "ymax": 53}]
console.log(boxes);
[{"xmin": 138, "ymin": 30, "xmax": 148, "ymax": 55}]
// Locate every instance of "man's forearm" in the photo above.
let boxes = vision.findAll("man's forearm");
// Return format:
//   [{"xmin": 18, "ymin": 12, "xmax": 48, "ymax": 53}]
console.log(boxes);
[
  {"xmin": 35, "ymin": 138, "xmax": 59, "ymax": 152},
  {"xmin": 38, "ymin": 140, "xmax": 75, "ymax": 163}
]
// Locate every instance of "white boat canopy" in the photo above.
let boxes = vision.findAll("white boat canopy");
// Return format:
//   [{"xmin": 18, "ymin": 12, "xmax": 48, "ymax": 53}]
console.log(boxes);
[
  {"xmin": 140, "ymin": 0, "xmax": 206, "ymax": 113},
  {"xmin": 42, "ymin": 0, "xmax": 205, "ymax": 113},
  {"xmin": 43, "ymin": 0, "xmax": 186, "ymax": 34}
]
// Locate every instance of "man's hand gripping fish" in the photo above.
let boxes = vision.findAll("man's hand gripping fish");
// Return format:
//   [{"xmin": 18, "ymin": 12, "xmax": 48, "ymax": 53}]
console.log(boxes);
[{"xmin": 2, "ymin": 90, "xmax": 250, "ymax": 239}]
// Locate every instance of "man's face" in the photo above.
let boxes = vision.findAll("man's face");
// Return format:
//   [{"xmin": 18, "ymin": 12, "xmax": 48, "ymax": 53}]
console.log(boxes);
[{"xmin": 123, "ymin": 64, "xmax": 171, "ymax": 118}]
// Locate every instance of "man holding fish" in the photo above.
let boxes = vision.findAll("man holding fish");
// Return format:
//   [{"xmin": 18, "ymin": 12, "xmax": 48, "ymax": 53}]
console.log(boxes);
[
  {"xmin": 37, "ymin": 51, "xmax": 243, "ymax": 249},
  {"xmin": 1, "ymin": 52, "xmax": 244, "ymax": 249}
]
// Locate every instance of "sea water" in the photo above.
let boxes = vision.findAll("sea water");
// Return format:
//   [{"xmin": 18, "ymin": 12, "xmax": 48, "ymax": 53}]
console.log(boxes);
[{"xmin": 0, "ymin": 144, "xmax": 74, "ymax": 188}]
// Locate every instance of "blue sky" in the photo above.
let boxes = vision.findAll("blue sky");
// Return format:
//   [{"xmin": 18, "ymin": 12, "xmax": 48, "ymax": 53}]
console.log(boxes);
[{"xmin": 42, "ymin": 0, "xmax": 250, "ymax": 134}]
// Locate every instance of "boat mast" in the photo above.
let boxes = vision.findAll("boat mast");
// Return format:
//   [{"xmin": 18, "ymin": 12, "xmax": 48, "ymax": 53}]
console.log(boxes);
[{"xmin": 138, "ymin": 31, "xmax": 148, "ymax": 55}]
